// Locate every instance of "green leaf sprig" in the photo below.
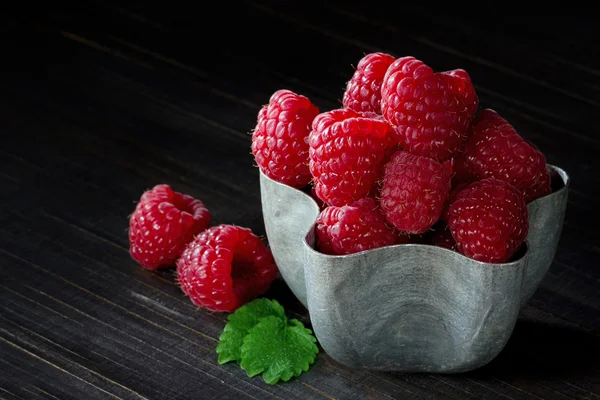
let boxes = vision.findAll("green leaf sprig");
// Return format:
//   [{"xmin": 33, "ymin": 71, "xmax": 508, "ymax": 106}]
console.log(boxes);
[{"xmin": 216, "ymin": 298, "xmax": 319, "ymax": 384}]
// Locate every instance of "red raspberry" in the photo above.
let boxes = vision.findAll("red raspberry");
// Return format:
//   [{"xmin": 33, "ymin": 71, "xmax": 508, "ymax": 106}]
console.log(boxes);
[
  {"xmin": 316, "ymin": 198, "xmax": 395, "ymax": 255},
  {"xmin": 251, "ymin": 89, "xmax": 319, "ymax": 189},
  {"xmin": 129, "ymin": 184, "xmax": 210, "ymax": 270},
  {"xmin": 309, "ymin": 108, "xmax": 391, "ymax": 206},
  {"xmin": 380, "ymin": 151, "xmax": 451, "ymax": 234},
  {"xmin": 381, "ymin": 57, "xmax": 479, "ymax": 161},
  {"xmin": 342, "ymin": 52, "xmax": 396, "ymax": 114},
  {"xmin": 176, "ymin": 225, "xmax": 277, "ymax": 312},
  {"xmin": 447, "ymin": 178, "xmax": 529, "ymax": 263},
  {"xmin": 454, "ymin": 109, "xmax": 551, "ymax": 203},
  {"xmin": 430, "ymin": 226, "xmax": 458, "ymax": 252}
]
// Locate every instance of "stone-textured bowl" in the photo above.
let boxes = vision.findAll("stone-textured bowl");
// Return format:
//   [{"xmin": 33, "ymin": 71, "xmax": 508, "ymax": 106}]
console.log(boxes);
[{"xmin": 260, "ymin": 166, "xmax": 569, "ymax": 373}]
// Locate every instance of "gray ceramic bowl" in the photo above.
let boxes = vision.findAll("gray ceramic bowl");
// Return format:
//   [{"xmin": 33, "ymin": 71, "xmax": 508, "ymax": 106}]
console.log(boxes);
[{"xmin": 260, "ymin": 166, "xmax": 569, "ymax": 373}]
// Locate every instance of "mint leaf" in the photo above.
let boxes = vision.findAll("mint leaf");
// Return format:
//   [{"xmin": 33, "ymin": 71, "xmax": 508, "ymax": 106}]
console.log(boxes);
[
  {"xmin": 216, "ymin": 298, "xmax": 285, "ymax": 364},
  {"xmin": 240, "ymin": 316, "xmax": 319, "ymax": 385}
]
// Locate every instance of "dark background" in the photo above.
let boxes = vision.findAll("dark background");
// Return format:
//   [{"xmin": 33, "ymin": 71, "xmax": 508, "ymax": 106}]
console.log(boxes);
[{"xmin": 0, "ymin": 2, "xmax": 599, "ymax": 399}]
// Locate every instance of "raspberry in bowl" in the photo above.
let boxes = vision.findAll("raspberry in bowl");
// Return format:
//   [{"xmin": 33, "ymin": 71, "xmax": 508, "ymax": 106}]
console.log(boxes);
[
  {"xmin": 260, "ymin": 165, "xmax": 568, "ymax": 373},
  {"xmin": 252, "ymin": 57, "xmax": 569, "ymax": 372}
]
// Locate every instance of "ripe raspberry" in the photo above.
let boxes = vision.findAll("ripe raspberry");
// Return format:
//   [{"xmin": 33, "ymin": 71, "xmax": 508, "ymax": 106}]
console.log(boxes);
[
  {"xmin": 316, "ymin": 198, "xmax": 395, "ymax": 255},
  {"xmin": 380, "ymin": 151, "xmax": 451, "ymax": 234},
  {"xmin": 447, "ymin": 178, "xmax": 528, "ymax": 263},
  {"xmin": 454, "ymin": 109, "xmax": 551, "ymax": 203},
  {"xmin": 309, "ymin": 109, "xmax": 391, "ymax": 206},
  {"xmin": 342, "ymin": 52, "xmax": 396, "ymax": 114},
  {"xmin": 430, "ymin": 226, "xmax": 458, "ymax": 252},
  {"xmin": 176, "ymin": 225, "xmax": 277, "ymax": 312},
  {"xmin": 129, "ymin": 184, "xmax": 210, "ymax": 270},
  {"xmin": 381, "ymin": 57, "xmax": 479, "ymax": 161},
  {"xmin": 251, "ymin": 89, "xmax": 319, "ymax": 188}
]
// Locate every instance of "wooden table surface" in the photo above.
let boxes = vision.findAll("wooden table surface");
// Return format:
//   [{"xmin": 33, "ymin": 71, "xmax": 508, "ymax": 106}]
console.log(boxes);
[{"xmin": 1, "ymin": 3, "xmax": 599, "ymax": 399}]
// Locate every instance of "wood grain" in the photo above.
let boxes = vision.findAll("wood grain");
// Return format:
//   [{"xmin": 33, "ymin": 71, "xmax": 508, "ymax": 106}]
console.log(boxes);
[{"xmin": 0, "ymin": 2, "xmax": 598, "ymax": 399}]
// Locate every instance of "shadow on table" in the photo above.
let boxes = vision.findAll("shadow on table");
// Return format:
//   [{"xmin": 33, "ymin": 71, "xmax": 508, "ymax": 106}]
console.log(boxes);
[{"xmin": 472, "ymin": 319, "xmax": 599, "ymax": 378}]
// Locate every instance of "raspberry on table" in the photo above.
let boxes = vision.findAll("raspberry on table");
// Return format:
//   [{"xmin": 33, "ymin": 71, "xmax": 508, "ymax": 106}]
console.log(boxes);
[
  {"xmin": 128, "ymin": 184, "xmax": 211, "ymax": 270},
  {"xmin": 316, "ymin": 198, "xmax": 395, "ymax": 255},
  {"xmin": 380, "ymin": 151, "xmax": 451, "ymax": 234},
  {"xmin": 308, "ymin": 108, "xmax": 392, "ymax": 207},
  {"xmin": 446, "ymin": 178, "xmax": 529, "ymax": 263},
  {"xmin": 342, "ymin": 52, "xmax": 396, "ymax": 114},
  {"xmin": 381, "ymin": 56, "xmax": 479, "ymax": 161},
  {"xmin": 251, "ymin": 89, "xmax": 319, "ymax": 189},
  {"xmin": 453, "ymin": 109, "xmax": 551, "ymax": 203},
  {"xmin": 176, "ymin": 225, "xmax": 277, "ymax": 312}
]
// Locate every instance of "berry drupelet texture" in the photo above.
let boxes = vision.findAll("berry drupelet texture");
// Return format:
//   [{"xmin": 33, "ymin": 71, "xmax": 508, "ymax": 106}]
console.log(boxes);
[
  {"xmin": 316, "ymin": 198, "xmax": 395, "ymax": 255},
  {"xmin": 380, "ymin": 151, "xmax": 451, "ymax": 234},
  {"xmin": 309, "ymin": 108, "xmax": 392, "ymax": 207},
  {"xmin": 176, "ymin": 225, "xmax": 277, "ymax": 312},
  {"xmin": 446, "ymin": 178, "xmax": 529, "ymax": 263},
  {"xmin": 129, "ymin": 184, "xmax": 210, "ymax": 270},
  {"xmin": 381, "ymin": 56, "xmax": 478, "ymax": 161}
]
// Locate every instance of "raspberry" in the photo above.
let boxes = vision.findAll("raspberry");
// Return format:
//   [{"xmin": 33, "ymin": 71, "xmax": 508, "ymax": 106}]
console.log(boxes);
[
  {"xmin": 316, "ymin": 198, "xmax": 395, "ymax": 255},
  {"xmin": 381, "ymin": 56, "xmax": 479, "ymax": 161},
  {"xmin": 342, "ymin": 52, "xmax": 396, "ymax": 114},
  {"xmin": 308, "ymin": 108, "xmax": 391, "ymax": 206},
  {"xmin": 447, "ymin": 178, "xmax": 529, "ymax": 263},
  {"xmin": 380, "ymin": 151, "xmax": 451, "ymax": 234},
  {"xmin": 128, "ymin": 184, "xmax": 210, "ymax": 270},
  {"xmin": 454, "ymin": 109, "xmax": 551, "ymax": 203},
  {"xmin": 251, "ymin": 89, "xmax": 319, "ymax": 188},
  {"xmin": 430, "ymin": 226, "xmax": 458, "ymax": 252},
  {"xmin": 176, "ymin": 225, "xmax": 277, "ymax": 312}
]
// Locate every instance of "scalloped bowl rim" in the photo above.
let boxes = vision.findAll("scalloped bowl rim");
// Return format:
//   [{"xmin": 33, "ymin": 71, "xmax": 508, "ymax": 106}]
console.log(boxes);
[{"xmin": 260, "ymin": 163, "xmax": 569, "ymax": 267}]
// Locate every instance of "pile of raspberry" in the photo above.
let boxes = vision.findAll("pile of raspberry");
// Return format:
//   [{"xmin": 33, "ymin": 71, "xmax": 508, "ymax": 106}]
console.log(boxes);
[
  {"xmin": 252, "ymin": 53, "xmax": 552, "ymax": 264},
  {"xmin": 128, "ymin": 184, "xmax": 277, "ymax": 312}
]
